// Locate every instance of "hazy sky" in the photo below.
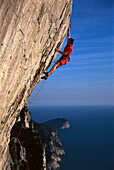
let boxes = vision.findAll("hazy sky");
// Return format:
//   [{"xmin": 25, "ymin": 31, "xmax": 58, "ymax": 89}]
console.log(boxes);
[{"xmin": 28, "ymin": 0, "xmax": 113, "ymax": 106}]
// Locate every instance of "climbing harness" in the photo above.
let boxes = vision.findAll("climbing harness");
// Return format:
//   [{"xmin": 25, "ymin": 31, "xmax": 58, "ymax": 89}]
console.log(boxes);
[{"xmin": 2, "ymin": 80, "xmax": 46, "ymax": 170}]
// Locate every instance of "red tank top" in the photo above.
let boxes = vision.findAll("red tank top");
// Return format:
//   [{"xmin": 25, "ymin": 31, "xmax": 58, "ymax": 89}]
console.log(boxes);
[{"xmin": 64, "ymin": 44, "xmax": 73, "ymax": 56}]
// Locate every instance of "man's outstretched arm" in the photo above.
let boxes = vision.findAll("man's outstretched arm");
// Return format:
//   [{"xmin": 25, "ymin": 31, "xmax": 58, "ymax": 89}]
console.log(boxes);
[
  {"xmin": 55, "ymin": 48, "xmax": 68, "ymax": 56},
  {"xmin": 67, "ymin": 27, "xmax": 70, "ymax": 39},
  {"xmin": 67, "ymin": 27, "xmax": 70, "ymax": 44},
  {"xmin": 55, "ymin": 27, "xmax": 70, "ymax": 56}
]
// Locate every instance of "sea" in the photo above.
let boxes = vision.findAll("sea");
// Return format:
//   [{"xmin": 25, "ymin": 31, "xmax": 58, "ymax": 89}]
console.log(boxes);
[{"xmin": 30, "ymin": 106, "xmax": 114, "ymax": 170}]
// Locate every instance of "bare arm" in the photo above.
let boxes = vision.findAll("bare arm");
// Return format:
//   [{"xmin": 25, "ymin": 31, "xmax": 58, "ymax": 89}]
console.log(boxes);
[
  {"xmin": 67, "ymin": 27, "xmax": 70, "ymax": 44},
  {"xmin": 55, "ymin": 27, "xmax": 70, "ymax": 55},
  {"xmin": 55, "ymin": 48, "xmax": 68, "ymax": 56},
  {"xmin": 67, "ymin": 27, "xmax": 70, "ymax": 39}
]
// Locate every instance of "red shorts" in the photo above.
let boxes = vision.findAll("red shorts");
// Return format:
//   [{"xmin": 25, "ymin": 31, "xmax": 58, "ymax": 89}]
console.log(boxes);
[{"xmin": 56, "ymin": 56, "xmax": 69, "ymax": 66}]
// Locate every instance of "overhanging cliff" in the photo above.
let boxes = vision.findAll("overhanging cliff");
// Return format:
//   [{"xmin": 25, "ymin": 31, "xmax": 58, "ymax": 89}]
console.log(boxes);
[{"xmin": 0, "ymin": 0, "xmax": 73, "ymax": 168}]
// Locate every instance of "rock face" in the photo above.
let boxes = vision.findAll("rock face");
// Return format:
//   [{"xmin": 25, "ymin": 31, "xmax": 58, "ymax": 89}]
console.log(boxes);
[
  {"xmin": 44, "ymin": 118, "xmax": 70, "ymax": 130},
  {"xmin": 0, "ymin": 0, "xmax": 73, "ymax": 168},
  {"xmin": 33, "ymin": 122, "xmax": 65, "ymax": 170}
]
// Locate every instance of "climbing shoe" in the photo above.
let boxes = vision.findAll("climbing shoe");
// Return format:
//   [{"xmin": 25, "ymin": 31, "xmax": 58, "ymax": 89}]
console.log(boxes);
[
  {"xmin": 43, "ymin": 72, "xmax": 49, "ymax": 77},
  {"xmin": 41, "ymin": 72, "xmax": 49, "ymax": 80},
  {"xmin": 41, "ymin": 75, "xmax": 48, "ymax": 80}
]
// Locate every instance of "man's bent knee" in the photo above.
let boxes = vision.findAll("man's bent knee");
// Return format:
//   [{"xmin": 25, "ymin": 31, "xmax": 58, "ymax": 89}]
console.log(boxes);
[
  {"xmin": 54, "ymin": 63, "xmax": 59, "ymax": 68},
  {"xmin": 55, "ymin": 62, "xmax": 61, "ymax": 69}
]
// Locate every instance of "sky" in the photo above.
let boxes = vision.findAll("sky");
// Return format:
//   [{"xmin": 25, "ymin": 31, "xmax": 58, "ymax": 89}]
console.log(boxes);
[{"xmin": 28, "ymin": 0, "xmax": 113, "ymax": 106}]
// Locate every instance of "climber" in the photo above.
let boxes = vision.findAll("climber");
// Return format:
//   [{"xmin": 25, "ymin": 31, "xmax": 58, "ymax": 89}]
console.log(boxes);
[{"xmin": 41, "ymin": 27, "xmax": 74, "ymax": 80}]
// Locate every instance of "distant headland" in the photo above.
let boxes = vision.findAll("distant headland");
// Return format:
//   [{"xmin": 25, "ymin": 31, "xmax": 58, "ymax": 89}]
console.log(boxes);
[{"xmin": 44, "ymin": 118, "xmax": 70, "ymax": 130}]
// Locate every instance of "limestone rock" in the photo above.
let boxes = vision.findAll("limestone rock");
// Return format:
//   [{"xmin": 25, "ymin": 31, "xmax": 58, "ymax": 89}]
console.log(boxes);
[
  {"xmin": 33, "ymin": 122, "xmax": 65, "ymax": 170},
  {"xmin": 0, "ymin": 0, "xmax": 72, "ymax": 168}
]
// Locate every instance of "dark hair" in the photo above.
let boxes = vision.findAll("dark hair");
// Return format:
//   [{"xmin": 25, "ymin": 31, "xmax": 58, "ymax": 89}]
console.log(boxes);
[{"xmin": 69, "ymin": 38, "xmax": 74, "ymax": 45}]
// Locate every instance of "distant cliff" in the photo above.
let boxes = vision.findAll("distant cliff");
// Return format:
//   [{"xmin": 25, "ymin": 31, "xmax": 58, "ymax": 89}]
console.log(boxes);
[
  {"xmin": 33, "ymin": 118, "xmax": 70, "ymax": 169},
  {"xmin": 7, "ymin": 106, "xmax": 66, "ymax": 170},
  {"xmin": 44, "ymin": 118, "xmax": 70, "ymax": 130},
  {"xmin": 33, "ymin": 122, "xmax": 65, "ymax": 170},
  {"xmin": 0, "ymin": 0, "xmax": 73, "ymax": 168}
]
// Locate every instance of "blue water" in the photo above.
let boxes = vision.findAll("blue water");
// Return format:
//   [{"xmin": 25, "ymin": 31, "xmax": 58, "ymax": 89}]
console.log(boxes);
[{"xmin": 30, "ymin": 106, "xmax": 114, "ymax": 170}]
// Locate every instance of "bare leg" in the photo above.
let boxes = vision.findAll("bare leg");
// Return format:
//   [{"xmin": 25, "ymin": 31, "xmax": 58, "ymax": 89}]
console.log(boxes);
[
  {"xmin": 48, "ymin": 62, "xmax": 60, "ymax": 76},
  {"xmin": 42, "ymin": 62, "xmax": 61, "ymax": 80}
]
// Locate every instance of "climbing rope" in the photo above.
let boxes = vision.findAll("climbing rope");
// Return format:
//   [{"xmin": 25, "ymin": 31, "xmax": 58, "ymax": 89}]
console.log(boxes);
[{"xmin": 2, "ymin": 80, "xmax": 46, "ymax": 170}]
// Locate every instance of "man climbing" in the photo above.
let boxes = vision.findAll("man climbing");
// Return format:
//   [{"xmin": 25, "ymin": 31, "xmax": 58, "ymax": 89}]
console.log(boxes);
[{"xmin": 41, "ymin": 27, "xmax": 74, "ymax": 80}]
